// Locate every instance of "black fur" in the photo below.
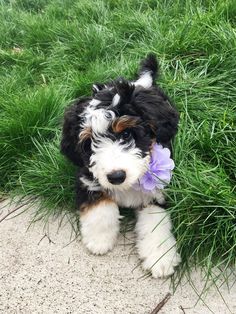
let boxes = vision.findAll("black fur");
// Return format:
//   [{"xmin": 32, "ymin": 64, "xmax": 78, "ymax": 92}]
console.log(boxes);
[
  {"xmin": 138, "ymin": 53, "xmax": 159, "ymax": 81},
  {"xmin": 114, "ymin": 78, "xmax": 135, "ymax": 106},
  {"xmin": 129, "ymin": 86, "xmax": 179, "ymax": 144},
  {"xmin": 60, "ymin": 97, "xmax": 94, "ymax": 166},
  {"xmin": 75, "ymin": 168, "xmax": 102, "ymax": 210}
]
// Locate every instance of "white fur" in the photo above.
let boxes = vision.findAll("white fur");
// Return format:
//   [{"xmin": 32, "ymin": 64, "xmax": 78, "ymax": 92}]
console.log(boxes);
[
  {"xmin": 90, "ymin": 138, "xmax": 149, "ymax": 191},
  {"xmin": 112, "ymin": 188, "xmax": 165, "ymax": 208},
  {"xmin": 89, "ymin": 109, "xmax": 115, "ymax": 134},
  {"xmin": 80, "ymin": 201, "xmax": 120, "ymax": 255},
  {"xmin": 112, "ymin": 93, "xmax": 120, "ymax": 106},
  {"xmin": 89, "ymin": 98, "xmax": 101, "ymax": 107},
  {"xmin": 134, "ymin": 71, "xmax": 153, "ymax": 88},
  {"xmin": 135, "ymin": 205, "xmax": 181, "ymax": 278},
  {"xmin": 80, "ymin": 176, "xmax": 101, "ymax": 191},
  {"xmin": 81, "ymin": 102, "xmax": 115, "ymax": 134},
  {"xmin": 92, "ymin": 85, "xmax": 100, "ymax": 93}
]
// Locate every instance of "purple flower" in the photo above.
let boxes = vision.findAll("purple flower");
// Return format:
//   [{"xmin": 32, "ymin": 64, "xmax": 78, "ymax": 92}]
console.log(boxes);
[{"xmin": 134, "ymin": 144, "xmax": 175, "ymax": 192}]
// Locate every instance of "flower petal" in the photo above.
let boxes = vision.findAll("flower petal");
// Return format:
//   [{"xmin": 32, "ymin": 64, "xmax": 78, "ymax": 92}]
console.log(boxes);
[
  {"xmin": 140, "ymin": 172, "xmax": 157, "ymax": 190},
  {"xmin": 133, "ymin": 144, "xmax": 175, "ymax": 192}
]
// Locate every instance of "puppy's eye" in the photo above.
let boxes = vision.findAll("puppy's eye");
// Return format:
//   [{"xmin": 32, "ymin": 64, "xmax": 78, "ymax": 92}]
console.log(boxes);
[{"xmin": 122, "ymin": 129, "xmax": 132, "ymax": 141}]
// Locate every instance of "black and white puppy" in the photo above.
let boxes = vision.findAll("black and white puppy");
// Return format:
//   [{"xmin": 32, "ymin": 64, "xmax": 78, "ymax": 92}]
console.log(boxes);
[{"xmin": 61, "ymin": 54, "xmax": 181, "ymax": 278}]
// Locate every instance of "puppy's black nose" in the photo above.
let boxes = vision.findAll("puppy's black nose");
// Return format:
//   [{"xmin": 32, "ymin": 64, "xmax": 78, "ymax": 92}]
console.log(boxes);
[{"xmin": 107, "ymin": 170, "xmax": 126, "ymax": 185}]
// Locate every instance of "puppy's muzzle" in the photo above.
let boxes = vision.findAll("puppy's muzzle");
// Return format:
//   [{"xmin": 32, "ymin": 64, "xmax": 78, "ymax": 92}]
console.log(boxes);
[{"xmin": 107, "ymin": 170, "xmax": 126, "ymax": 185}]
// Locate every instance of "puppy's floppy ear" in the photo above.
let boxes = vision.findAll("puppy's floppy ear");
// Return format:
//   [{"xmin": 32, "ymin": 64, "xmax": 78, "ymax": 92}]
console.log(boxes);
[
  {"xmin": 135, "ymin": 53, "xmax": 159, "ymax": 88},
  {"xmin": 152, "ymin": 103, "xmax": 179, "ymax": 145},
  {"xmin": 60, "ymin": 98, "xmax": 89, "ymax": 166},
  {"xmin": 133, "ymin": 88, "xmax": 179, "ymax": 145}
]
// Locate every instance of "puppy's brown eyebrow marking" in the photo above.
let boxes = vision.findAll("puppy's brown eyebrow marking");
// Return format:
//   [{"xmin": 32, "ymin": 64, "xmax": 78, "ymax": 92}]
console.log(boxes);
[
  {"xmin": 79, "ymin": 127, "xmax": 92, "ymax": 142},
  {"xmin": 112, "ymin": 115, "xmax": 139, "ymax": 133}
]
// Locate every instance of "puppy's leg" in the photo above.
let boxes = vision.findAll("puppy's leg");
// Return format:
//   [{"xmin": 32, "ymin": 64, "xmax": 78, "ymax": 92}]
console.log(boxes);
[
  {"xmin": 80, "ymin": 198, "xmax": 120, "ymax": 255},
  {"xmin": 135, "ymin": 205, "xmax": 181, "ymax": 278}
]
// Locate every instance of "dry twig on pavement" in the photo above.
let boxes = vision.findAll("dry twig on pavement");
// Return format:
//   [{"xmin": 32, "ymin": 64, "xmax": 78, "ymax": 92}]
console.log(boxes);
[{"xmin": 150, "ymin": 292, "xmax": 171, "ymax": 314}]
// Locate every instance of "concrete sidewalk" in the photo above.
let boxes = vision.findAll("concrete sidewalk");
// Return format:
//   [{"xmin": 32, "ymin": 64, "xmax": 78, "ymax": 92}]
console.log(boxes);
[{"xmin": 0, "ymin": 201, "xmax": 235, "ymax": 314}]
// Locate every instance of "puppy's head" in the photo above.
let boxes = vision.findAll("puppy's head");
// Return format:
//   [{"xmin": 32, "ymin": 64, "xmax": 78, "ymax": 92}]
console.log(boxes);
[{"xmin": 61, "ymin": 54, "xmax": 179, "ymax": 191}]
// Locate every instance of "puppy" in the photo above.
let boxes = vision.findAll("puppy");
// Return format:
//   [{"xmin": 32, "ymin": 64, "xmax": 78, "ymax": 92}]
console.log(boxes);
[{"xmin": 61, "ymin": 54, "xmax": 181, "ymax": 278}]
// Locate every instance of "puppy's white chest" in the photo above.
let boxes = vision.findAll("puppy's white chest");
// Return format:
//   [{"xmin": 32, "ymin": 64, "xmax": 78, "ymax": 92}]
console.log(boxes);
[{"xmin": 111, "ymin": 188, "xmax": 165, "ymax": 208}]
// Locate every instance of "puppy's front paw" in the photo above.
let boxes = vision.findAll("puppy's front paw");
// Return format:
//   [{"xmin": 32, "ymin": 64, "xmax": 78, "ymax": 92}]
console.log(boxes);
[
  {"xmin": 79, "ymin": 200, "xmax": 120, "ymax": 255},
  {"xmin": 141, "ymin": 248, "xmax": 181, "ymax": 278},
  {"xmin": 82, "ymin": 228, "xmax": 119, "ymax": 255},
  {"xmin": 135, "ymin": 205, "xmax": 181, "ymax": 278},
  {"xmin": 137, "ymin": 235, "xmax": 181, "ymax": 278}
]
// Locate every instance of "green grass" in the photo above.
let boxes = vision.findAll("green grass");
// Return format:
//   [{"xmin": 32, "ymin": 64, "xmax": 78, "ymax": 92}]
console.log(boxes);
[{"xmin": 0, "ymin": 0, "xmax": 236, "ymax": 291}]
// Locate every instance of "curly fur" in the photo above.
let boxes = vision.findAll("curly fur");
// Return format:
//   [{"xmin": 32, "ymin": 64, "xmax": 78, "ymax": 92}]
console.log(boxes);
[{"xmin": 60, "ymin": 54, "xmax": 181, "ymax": 278}]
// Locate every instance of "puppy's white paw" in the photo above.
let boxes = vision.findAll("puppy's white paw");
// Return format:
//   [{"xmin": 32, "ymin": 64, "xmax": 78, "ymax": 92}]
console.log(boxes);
[
  {"xmin": 82, "ymin": 227, "xmax": 118, "ymax": 255},
  {"xmin": 141, "ymin": 248, "xmax": 181, "ymax": 278},
  {"xmin": 135, "ymin": 205, "xmax": 181, "ymax": 278},
  {"xmin": 80, "ymin": 200, "xmax": 120, "ymax": 255},
  {"xmin": 137, "ymin": 234, "xmax": 181, "ymax": 278}
]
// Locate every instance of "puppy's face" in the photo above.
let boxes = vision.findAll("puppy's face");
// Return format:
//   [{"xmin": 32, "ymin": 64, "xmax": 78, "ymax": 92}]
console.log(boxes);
[
  {"xmin": 84, "ymin": 113, "xmax": 151, "ymax": 191},
  {"xmin": 61, "ymin": 55, "xmax": 179, "ymax": 191}
]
